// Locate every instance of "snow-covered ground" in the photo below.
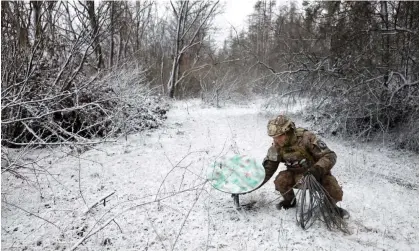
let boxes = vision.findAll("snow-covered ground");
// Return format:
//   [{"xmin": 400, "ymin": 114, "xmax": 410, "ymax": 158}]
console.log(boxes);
[{"xmin": 2, "ymin": 98, "xmax": 419, "ymax": 251}]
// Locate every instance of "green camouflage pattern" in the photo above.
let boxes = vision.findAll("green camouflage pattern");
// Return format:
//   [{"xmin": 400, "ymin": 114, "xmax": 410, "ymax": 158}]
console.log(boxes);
[
  {"xmin": 207, "ymin": 155, "xmax": 265, "ymax": 194},
  {"xmin": 267, "ymin": 115, "xmax": 295, "ymax": 137}
]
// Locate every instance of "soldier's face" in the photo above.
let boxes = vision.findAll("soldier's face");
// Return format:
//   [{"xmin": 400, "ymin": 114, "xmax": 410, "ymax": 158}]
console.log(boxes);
[{"xmin": 273, "ymin": 134, "xmax": 287, "ymax": 147}]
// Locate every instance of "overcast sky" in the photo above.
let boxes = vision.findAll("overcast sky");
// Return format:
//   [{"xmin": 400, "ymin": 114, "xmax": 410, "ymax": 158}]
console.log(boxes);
[
  {"xmin": 153, "ymin": 0, "xmax": 299, "ymax": 47},
  {"xmin": 213, "ymin": 0, "xmax": 298, "ymax": 46}
]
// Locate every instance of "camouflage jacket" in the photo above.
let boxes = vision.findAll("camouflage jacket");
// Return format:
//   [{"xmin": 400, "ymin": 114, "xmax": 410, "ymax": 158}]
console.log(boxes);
[{"xmin": 263, "ymin": 128, "xmax": 337, "ymax": 177}]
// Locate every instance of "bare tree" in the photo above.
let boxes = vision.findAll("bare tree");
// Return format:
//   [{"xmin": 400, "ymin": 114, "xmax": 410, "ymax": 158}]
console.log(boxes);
[{"xmin": 166, "ymin": 0, "xmax": 220, "ymax": 98}]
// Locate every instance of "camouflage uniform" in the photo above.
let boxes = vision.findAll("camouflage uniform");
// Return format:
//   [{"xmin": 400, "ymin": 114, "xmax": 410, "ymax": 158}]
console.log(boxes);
[{"xmin": 262, "ymin": 116, "xmax": 343, "ymax": 205}]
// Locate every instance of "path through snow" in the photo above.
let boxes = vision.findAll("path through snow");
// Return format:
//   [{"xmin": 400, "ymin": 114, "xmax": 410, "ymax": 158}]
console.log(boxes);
[{"xmin": 2, "ymin": 99, "xmax": 419, "ymax": 250}]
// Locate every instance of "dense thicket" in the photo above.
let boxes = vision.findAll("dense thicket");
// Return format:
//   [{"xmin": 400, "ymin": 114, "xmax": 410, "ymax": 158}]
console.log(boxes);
[{"xmin": 1, "ymin": 0, "xmax": 221, "ymax": 147}]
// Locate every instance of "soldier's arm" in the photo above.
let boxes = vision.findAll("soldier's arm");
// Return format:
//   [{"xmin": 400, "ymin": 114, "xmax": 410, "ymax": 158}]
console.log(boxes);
[
  {"xmin": 304, "ymin": 131, "xmax": 337, "ymax": 176},
  {"xmin": 258, "ymin": 144, "xmax": 280, "ymax": 188}
]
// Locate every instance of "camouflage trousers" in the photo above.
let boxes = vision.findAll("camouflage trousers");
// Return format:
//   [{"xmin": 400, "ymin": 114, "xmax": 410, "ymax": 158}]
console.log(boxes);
[{"xmin": 274, "ymin": 170, "xmax": 343, "ymax": 203}]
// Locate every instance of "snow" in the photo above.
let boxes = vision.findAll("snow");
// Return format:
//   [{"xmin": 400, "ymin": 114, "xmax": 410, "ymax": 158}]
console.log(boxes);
[{"xmin": 2, "ymin": 98, "xmax": 419, "ymax": 250}]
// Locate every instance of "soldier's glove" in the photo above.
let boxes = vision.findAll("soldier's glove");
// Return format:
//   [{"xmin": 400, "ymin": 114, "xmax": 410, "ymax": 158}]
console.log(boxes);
[{"xmin": 305, "ymin": 166, "xmax": 322, "ymax": 182}]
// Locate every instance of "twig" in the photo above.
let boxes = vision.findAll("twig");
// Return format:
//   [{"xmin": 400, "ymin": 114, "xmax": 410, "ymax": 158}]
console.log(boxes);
[
  {"xmin": 155, "ymin": 150, "xmax": 207, "ymax": 201},
  {"xmin": 84, "ymin": 191, "xmax": 116, "ymax": 214},
  {"xmin": 177, "ymin": 158, "xmax": 197, "ymax": 191},
  {"xmin": 2, "ymin": 201, "xmax": 61, "ymax": 231},
  {"xmin": 113, "ymin": 219, "xmax": 123, "ymax": 233},
  {"xmin": 69, "ymin": 218, "xmax": 114, "ymax": 251},
  {"xmin": 78, "ymin": 154, "xmax": 88, "ymax": 211},
  {"xmin": 172, "ymin": 182, "xmax": 207, "ymax": 250},
  {"xmin": 146, "ymin": 211, "xmax": 168, "ymax": 251}
]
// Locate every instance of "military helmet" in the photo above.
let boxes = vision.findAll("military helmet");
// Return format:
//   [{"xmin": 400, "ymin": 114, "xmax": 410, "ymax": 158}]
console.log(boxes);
[{"xmin": 267, "ymin": 115, "xmax": 295, "ymax": 137}]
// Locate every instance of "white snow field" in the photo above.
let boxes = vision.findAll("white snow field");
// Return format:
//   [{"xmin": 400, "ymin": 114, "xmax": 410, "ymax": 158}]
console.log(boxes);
[{"xmin": 2, "ymin": 98, "xmax": 419, "ymax": 251}]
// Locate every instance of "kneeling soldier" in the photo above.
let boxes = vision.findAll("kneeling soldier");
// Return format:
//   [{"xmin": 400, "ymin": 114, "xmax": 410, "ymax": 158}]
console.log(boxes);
[{"xmin": 261, "ymin": 115, "xmax": 348, "ymax": 218}]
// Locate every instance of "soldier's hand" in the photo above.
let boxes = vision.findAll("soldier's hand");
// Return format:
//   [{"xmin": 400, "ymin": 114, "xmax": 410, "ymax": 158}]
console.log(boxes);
[{"xmin": 305, "ymin": 167, "xmax": 322, "ymax": 182}]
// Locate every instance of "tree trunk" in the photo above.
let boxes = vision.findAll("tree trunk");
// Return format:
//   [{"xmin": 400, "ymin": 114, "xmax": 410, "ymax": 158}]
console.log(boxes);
[
  {"xmin": 381, "ymin": 1, "xmax": 390, "ymax": 87},
  {"xmin": 109, "ymin": 1, "xmax": 114, "ymax": 68},
  {"xmin": 31, "ymin": 1, "xmax": 42, "ymax": 42},
  {"xmin": 168, "ymin": 1, "xmax": 186, "ymax": 98},
  {"xmin": 86, "ymin": 1, "xmax": 105, "ymax": 69}
]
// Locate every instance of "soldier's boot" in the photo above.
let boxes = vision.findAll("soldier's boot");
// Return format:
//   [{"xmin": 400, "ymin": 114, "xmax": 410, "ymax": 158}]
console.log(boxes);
[
  {"xmin": 276, "ymin": 199, "xmax": 296, "ymax": 210},
  {"xmin": 336, "ymin": 206, "xmax": 350, "ymax": 219},
  {"xmin": 321, "ymin": 175, "xmax": 348, "ymax": 218}
]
